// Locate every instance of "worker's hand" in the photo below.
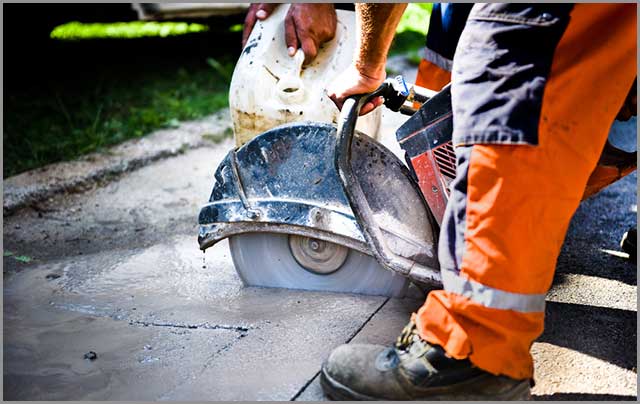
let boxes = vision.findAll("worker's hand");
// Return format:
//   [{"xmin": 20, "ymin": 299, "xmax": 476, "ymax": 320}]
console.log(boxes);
[
  {"xmin": 242, "ymin": 3, "xmax": 279, "ymax": 48},
  {"xmin": 327, "ymin": 64, "xmax": 386, "ymax": 115},
  {"xmin": 242, "ymin": 3, "xmax": 337, "ymax": 66},
  {"xmin": 284, "ymin": 3, "xmax": 337, "ymax": 65}
]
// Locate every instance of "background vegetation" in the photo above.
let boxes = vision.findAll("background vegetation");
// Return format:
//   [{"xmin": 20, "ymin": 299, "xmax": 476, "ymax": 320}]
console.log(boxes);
[{"xmin": 4, "ymin": 4, "xmax": 431, "ymax": 177}]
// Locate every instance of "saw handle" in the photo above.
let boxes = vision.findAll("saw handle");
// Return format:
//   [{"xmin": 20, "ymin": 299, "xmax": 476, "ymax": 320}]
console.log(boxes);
[
  {"xmin": 337, "ymin": 75, "xmax": 431, "ymax": 137},
  {"xmin": 333, "ymin": 76, "xmax": 442, "ymax": 286},
  {"xmin": 358, "ymin": 75, "xmax": 412, "ymax": 114},
  {"xmin": 342, "ymin": 76, "xmax": 435, "ymax": 118}
]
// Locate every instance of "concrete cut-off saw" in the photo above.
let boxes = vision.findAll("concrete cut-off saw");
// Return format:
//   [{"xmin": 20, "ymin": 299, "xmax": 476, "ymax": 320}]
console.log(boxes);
[{"xmin": 198, "ymin": 76, "xmax": 458, "ymax": 298}]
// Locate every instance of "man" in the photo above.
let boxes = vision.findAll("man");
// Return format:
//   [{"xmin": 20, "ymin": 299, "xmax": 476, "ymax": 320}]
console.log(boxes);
[{"xmin": 321, "ymin": 3, "xmax": 636, "ymax": 400}]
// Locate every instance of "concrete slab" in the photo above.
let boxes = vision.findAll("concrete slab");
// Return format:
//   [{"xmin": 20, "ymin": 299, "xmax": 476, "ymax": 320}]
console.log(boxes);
[
  {"xmin": 3, "ymin": 95, "xmax": 636, "ymax": 401},
  {"xmin": 2, "ymin": 106, "xmax": 418, "ymax": 400},
  {"xmin": 4, "ymin": 234, "xmax": 387, "ymax": 400},
  {"xmin": 4, "ymin": 311, "xmax": 240, "ymax": 401},
  {"xmin": 161, "ymin": 290, "xmax": 385, "ymax": 401},
  {"xmin": 294, "ymin": 296, "xmax": 424, "ymax": 401},
  {"xmin": 531, "ymin": 343, "xmax": 637, "ymax": 400},
  {"xmin": 3, "ymin": 144, "xmax": 232, "ymax": 272}
]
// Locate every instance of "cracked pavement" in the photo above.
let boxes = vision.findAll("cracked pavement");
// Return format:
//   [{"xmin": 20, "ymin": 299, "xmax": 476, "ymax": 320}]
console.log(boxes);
[{"xmin": 3, "ymin": 111, "xmax": 637, "ymax": 400}]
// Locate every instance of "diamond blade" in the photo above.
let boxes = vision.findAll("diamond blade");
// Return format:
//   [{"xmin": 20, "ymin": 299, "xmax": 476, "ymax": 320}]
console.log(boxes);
[{"xmin": 229, "ymin": 233, "xmax": 409, "ymax": 297}]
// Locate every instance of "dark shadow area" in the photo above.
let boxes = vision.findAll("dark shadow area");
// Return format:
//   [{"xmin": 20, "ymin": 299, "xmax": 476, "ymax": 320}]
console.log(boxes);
[
  {"xmin": 4, "ymin": 4, "xmax": 244, "ymax": 88},
  {"xmin": 4, "ymin": 4, "xmax": 244, "ymax": 176},
  {"xmin": 554, "ymin": 174, "xmax": 637, "ymax": 286},
  {"xmin": 534, "ymin": 393, "xmax": 636, "ymax": 400},
  {"xmin": 556, "ymin": 235, "xmax": 637, "ymax": 286},
  {"xmin": 539, "ymin": 301, "xmax": 637, "ymax": 371}
]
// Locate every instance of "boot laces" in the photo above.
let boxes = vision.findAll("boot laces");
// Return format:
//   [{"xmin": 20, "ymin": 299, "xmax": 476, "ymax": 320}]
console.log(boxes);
[{"xmin": 395, "ymin": 320, "xmax": 420, "ymax": 351}]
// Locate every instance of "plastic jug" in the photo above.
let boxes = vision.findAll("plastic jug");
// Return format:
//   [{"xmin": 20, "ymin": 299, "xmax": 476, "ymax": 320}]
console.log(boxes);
[{"xmin": 229, "ymin": 5, "xmax": 382, "ymax": 146}]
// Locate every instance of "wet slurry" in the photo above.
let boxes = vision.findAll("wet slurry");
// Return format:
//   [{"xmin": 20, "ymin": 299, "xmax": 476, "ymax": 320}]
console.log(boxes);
[
  {"xmin": 2, "ymin": 143, "xmax": 389, "ymax": 400},
  {"xmin": 3, "ymin": 115, "xmax": 637, "ymax": 400}
]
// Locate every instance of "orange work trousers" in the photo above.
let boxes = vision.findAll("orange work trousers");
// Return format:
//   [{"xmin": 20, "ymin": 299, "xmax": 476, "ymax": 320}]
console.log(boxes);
[{"xmin": 414, "ymin": 4, "xmax": 637, "ymax": 380}]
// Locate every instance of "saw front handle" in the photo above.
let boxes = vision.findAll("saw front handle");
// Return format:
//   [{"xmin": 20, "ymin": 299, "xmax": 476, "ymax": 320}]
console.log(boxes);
[
  {"xmin": 334, "ymin": 76, "xmax": 442, "ymax": 286},
  {"xmin": 341, "ymin": 76, "xmax": 434, "ymax": 115}
]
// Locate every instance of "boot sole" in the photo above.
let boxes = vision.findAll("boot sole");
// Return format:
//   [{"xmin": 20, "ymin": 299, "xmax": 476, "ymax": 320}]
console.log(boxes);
[{"xmin": 320, "ymin": 366, "xmax": 532, "ymax": 401}]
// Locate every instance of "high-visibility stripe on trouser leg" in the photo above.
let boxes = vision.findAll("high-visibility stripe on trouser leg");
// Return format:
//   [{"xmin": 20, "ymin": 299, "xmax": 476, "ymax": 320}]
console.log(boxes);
[
  {"xmin": 415, "ymin": 3, "xmax": 637, "ymax": 380},
  {"xmin": 441, "ymin": 268, "xmax": 546, "ymax": 313}
]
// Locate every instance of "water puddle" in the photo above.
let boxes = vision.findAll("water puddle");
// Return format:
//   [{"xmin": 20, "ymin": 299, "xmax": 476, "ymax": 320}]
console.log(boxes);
[{"xmin": 51, "ymin": 236, "xmax": 242, "ymax": 301}]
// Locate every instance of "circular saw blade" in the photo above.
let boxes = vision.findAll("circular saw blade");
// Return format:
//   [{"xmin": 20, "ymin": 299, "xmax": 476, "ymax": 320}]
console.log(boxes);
[{"xmin": 228, "ymin": 233, "xmax": 409, "ymax": 297}]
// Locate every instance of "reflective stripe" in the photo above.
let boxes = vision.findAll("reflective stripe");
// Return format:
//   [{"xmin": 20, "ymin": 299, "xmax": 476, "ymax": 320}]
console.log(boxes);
[
  {"xmin": 423, "ymin": 47, "xmax": 453, "ymax": 72},
  {"xmin": 442, "ymin": 268, "xmax": 546, "ymax": 313}
]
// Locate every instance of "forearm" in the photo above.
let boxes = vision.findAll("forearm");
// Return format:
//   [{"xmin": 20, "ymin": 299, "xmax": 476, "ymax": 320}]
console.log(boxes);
[{"xmin": 355, "ymin": 3, "xmax": 407, "ymax": 79}]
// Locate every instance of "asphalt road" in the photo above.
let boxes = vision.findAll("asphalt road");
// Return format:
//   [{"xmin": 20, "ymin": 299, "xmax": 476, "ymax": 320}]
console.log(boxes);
[{"xmin": 3, "ymin": 113, "xmax": 636, "ymax": 400}]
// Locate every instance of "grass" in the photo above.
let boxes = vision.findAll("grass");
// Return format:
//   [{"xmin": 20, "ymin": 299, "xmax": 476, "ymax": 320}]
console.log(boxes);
[
  {"xmin": 4, "ymin": 54, "xmax": 234, "ymax": 177},
  {"xmin": 3, "ymin": 251, "xmax": 34, "ymax": 263},
  {"xmin": 390, "ymin": 3, "xmax": 433, "ymax": 65},
  {"xmin": 397, "ymin": 3, "xmax": 432, "ymax": 36},
  {"xmin": 50, "ymin": 21, "xmax": 210, "ymax": 40},
  {"xmin": 4, "ymin": 5, "xmax": 430, "ymax": 178}
]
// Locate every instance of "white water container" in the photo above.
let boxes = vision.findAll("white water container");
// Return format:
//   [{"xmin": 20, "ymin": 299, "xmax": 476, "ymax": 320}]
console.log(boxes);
[{"xmin": 229, "ymin": 5, "xmax": 382, "ymax": 146}]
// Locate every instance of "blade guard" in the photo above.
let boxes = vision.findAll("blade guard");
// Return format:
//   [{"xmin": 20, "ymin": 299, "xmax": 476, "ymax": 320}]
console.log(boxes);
[{"xmin": 198, "ymin": 121, "xmax": 439, "ymax": 275}]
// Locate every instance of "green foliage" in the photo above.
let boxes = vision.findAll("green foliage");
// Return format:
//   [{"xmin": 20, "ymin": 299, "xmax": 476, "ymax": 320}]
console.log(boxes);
[
  {"xmin": 206, "ymin": 57, "xmax": 235, "ymax": 82},
  {"xmin": 390, "ymin": 3, "xmax": 433, "ymax": 65},
  {"xmin": 3, "ymin": 251, "xmax": 33, "ymax": 263},
  {"xmin": 8, "ymin": 5, "xmax": 432, "ymax": 177},
  {"xmin": 396, "ymin": 3, "xmax": 433, "ymax": 36},
  {"xmin": 390, "ymin": 30, "xmax": 427, "ymax": 65},
  {"xmin": 13, "ymin": 255, "xmax": 33, "ymax": 263},
  {"xmin": 4, "ymin": 59, "xmax": 233, "ymax": 177},
  {"xmin": 50, "ymin": 21, "xmax": 209, "ymax": 40}
]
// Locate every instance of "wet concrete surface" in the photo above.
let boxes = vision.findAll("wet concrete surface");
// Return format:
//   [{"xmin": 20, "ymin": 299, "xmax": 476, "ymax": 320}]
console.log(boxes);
[
  {"xmin": 3, "ymin": 114, "xmax": 637, "ymax": 400},
  {"xmin": 4, "ymin": 230, "xmax": 387, "ymax": 400}
]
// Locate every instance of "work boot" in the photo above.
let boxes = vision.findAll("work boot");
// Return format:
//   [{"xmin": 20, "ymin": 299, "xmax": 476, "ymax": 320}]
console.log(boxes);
[{"xmin": 320, "ymin": 320, "xmax": 531, "ymax": 400}]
